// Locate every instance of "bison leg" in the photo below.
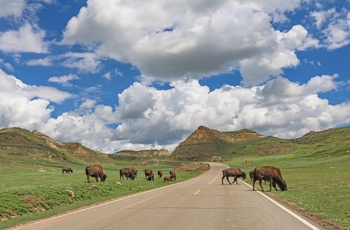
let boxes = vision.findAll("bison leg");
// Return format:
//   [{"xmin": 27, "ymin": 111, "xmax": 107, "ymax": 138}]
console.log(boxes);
[
  {"xmin": 268, "ymin": 179, "xmax": 274, "ymax": 191},
  {"xmin": 272, "ymin": 179, "xmax": 278, "ymax": 191},
  {"xmin": 87, "ymin": 176, "xmax": 90, "ymax": 183},
  {"xmin": 221, "ymin": 175, "xmax": 226, "ymax": 185},
  {"xmin": 226, "ymin": 176, "xmax": 232, "ymax": 185},
  {"xmin": 233, "ymin": 176, "xmax": 239, "ymax": 184},
  {"xmin": 259, "ymin": 179, "xmax": 264, "ymax": 192}
]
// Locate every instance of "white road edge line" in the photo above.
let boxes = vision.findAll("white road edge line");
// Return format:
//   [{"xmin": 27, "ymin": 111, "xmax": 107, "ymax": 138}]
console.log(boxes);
[
  {"xmin": 240, "ymin": 180, "xmax": 320, "ymax": 230},
  {"xmin": 13, "ymin": 170, "xmax": 213, "ymax": 230}
]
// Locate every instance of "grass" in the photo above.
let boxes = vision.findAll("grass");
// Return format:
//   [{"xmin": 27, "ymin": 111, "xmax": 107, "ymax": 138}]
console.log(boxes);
[
  {"xmin": 0, "ymin": 159, "xmax": 201, "ymax": 229},
  {"xmin": 224, "ymin": 153, "xmax": 350, "ymax": 229}
]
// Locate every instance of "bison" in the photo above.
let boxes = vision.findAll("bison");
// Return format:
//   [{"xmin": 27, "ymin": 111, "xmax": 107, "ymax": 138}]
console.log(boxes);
[
  {"xmin": 252, "ymin": 166, "xmax": 287, "ymax": 192},
  {"xmin": 157, "ymin": 170, "xmax": 163, "ymax": 178},
  {"xmin": 62, "ymin": 167, "xmax": 73, "ymax": 174},
  {"xmin": 222, "ymin": 168, "xmax": 246, "ymax": 185},
  {"xmin": 119, "ymin": 167, "xmax": 136, "ymax": 180},
  {"xmin": 144, "ymin": 169, "xmax": 154, "ymax": 181},
  {"xmin": 163, "ymin": 176, "xmax": 172, "ymax": 183},
  {"xmin": 85, "ymin": 164, "xmax": 107, "ymax": 183},
  {"xmin": 169, "ymin": 170, "xmax": 176, "ymax": 181}
]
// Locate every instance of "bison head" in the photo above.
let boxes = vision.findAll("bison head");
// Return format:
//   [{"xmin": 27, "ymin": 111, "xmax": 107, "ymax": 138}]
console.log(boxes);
[
  {"xmin": 101, "ymin": 174, "xmax": 107, "ymax": 182},
  {"xmin": 241, "ymin": 172, "xmax": 247, "ymax": 180},
  {"xmin": 279, "ymin": 179, "xmax": 288, "ymax": 191}
]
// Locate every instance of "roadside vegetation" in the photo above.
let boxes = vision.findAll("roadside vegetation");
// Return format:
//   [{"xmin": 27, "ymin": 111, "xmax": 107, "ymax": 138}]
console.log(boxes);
[
  {"xmin": 225, "ymin": 152, "xmax": 350, "ymax": 229},
  {"xmin": 0, "ymin": 158, "xmax": 201, "ymax": 229}
]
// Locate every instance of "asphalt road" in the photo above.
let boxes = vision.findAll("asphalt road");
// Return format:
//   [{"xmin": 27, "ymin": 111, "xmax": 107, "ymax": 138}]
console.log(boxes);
[{"xmin": 12, "ymin": 163, "xmax": 322, "ymax": 230}]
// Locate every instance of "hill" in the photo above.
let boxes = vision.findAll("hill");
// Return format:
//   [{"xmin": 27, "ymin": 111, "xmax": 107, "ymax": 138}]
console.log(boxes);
[
  {"xmin": 170, "ymin": 125, "xmax": 350, "ymax": 161},
  {"xmin": 112, "ymin": 149, "xmax": 171, "ymax": 159},
  {"xmin": 0, "ymin": 127, "xmax": 112, "ymax": 165}
]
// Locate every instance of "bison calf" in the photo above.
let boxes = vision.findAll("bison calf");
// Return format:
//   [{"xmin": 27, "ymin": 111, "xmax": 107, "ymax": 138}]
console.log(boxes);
[
  {"xmin": 62, "ymin": 167, "xmax": 73, "ymax": 174},
  {"xmin": 222, "ymin": 168, "xmax": 246, "ymax": 185},
  {"xmin": 163, "ymin": 176, "xmax": 172, "ymax": 183}
]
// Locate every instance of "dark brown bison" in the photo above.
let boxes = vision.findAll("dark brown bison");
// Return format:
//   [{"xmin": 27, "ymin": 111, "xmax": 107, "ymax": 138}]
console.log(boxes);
[
  {"xmin": 163, "ymin": 176, "xmax": 172, "ymax": 182},
  {"xmin": 144, "ymin": 169, "xmax": 154, "ymax": 181},
  {"xmin": 157, "ymin": 170, "xmax": 163, "ymax": 178},
  {"xmin": 119, "ymin": 167, "xmax": 136, "ymax": 180},
  {"xmin": 85, "ymin": 164, "xmax": 107, "ymax": 183},
  {"xmin": 62, "ymin": 167, "xmax": 73, "ymax": 174},
  {"xmin": 169, "ymin": 170, "xmax": 176, "ymax": 181},
  {"xmin": 222, "ymin": 168, "xmax": 246, "ymax": 185},
  {"xmin": 252, "ymin": 166, "xmax": 287, "ymax": 192}
]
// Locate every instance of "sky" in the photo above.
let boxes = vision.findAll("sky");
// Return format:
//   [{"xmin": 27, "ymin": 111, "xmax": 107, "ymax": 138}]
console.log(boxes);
[{"xmin": 0, "ymin": 0, "xmax": 350, "ymax": 153}]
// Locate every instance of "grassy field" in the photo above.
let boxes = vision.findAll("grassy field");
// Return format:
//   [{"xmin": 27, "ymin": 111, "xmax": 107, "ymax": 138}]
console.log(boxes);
[
  {"xmin": 0, "ymin": 158, "xmax": 201, "ymax": 229},
  {"xmin": 1, "ymin": 155, "xmax": 349, "ymax": 230},
  {"xmin": 224, "ymin": 153, "xmax": 350, "ymax": 229}
]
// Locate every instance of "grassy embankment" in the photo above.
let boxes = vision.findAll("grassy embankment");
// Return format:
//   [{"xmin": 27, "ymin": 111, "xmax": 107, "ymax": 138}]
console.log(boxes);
[
  {"xmin": 224, "ymin": 148, "xmax": 350, "ymax": 229},
  {"xmin": 0, "ymin": 158, "xmax": 201, "ymax": 229}
]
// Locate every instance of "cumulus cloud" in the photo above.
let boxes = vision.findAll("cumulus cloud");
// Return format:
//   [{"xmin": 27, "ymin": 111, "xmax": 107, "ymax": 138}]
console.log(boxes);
[
  {"xmin": 1, "ymin": 67, "xmax": 349, "ymax": 153},
  {"xmin": 0, "ymin": 69, "xmax": 71, "ymax": 130},
  {"xmin": 108, "ymin": 75, "xmax": 350, "ymax": 151},
  {"xmin": 0, "ymin": 23, "xmax": 48, "ymax": 53},
  {"xmin": 61, "ymin": 0, "xmax": 314, "ymax": 85}
]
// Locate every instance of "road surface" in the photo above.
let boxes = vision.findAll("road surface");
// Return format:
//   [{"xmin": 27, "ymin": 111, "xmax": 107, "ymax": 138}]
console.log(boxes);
[{"xmin": 12, "ymin": 163, "xmax": 321, "ymax": 230}]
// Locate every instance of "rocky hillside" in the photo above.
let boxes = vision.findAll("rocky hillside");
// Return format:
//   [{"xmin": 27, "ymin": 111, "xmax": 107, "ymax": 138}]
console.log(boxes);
[
  {"xmin": 0, "ymin": 127, "xmax": 112, "ymax": 164},
  {"xmin": 170, "ymin": 125, "xmax": 350, "ymax": 161},
  {"xmin": 170, "ymin": 126, "xmax": 264, "ymax": 161},
  {"xmin": 112, "ymin": 149, "xmax": 171, "ymax": 158}
]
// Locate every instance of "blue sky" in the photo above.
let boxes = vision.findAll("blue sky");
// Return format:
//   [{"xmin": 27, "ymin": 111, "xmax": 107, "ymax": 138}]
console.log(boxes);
[{"xmin": 0, "ymin": 0, "xmax": 350, "ymax": 153}]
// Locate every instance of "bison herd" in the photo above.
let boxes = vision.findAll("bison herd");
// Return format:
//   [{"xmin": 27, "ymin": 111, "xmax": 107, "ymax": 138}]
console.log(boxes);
[
  {"xmin": 61, "ymin": 165, "xmax": 177, "ymax": 184},
  {"xmin": 61, "ymin": 164, "xmax": 287, "ymax": 192},
  {"xmin": 222, "ymin": 166, "xmax": 288, "ymax": 192}
]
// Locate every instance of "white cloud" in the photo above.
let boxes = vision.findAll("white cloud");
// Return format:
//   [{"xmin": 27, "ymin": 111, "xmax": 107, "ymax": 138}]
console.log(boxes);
[
  {"xmin": 40, "ymin": 112, "xmax": 116, "ymax": 153},
  {"xmin": 61, "ymin": 0, "xmax": 310, "ymax": 85},
  {"xmin": 0, "ymin": 0, "xmax": 25, "ymax": 18},
  {"xmin": 0, "ymin": 69, "xmax": 71, "ymax": 130},
  {"xmin": 27, "ymin": 57, "xmax": 52, "ymax": 66},
  {"xmin": 48, "ymin": 74, "xmax": 79, "ymax": 86},
  {"xmin": 0, "ymin": 23, "xmax": 48, "ymax": 53},
  {"xmin": 60, "ymin": 52, "xmax": 101, "ymax": 72},
  {"xmin": 108, "ymin": 75, "xmax": 350, "ymax": 151},
  {"xmin": 311, "ymin": 7, "xmax": 350, "ymax": 50},
  {"xmin": 2, "ymin": 68, "xmax": 349, "ymax": 153}
]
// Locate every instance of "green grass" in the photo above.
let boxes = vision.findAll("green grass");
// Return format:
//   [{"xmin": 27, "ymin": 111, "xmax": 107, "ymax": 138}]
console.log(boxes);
[
  {"xmin": 0, "ymin": 159, "xmax": 200, "ymax": 229},
  {"xmin": 224, "ymin": 153, "xmax": 350, "ymax": 229}
]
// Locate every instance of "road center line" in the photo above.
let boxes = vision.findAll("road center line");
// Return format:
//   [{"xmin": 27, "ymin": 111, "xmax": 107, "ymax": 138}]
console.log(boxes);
[
  {"xmin": 194, "ymin": 190, "xmax": 201, "ymax": 195},
  {"xmin": 208, "ymin": 166, "xmax": 222, "ymax": 185}
]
